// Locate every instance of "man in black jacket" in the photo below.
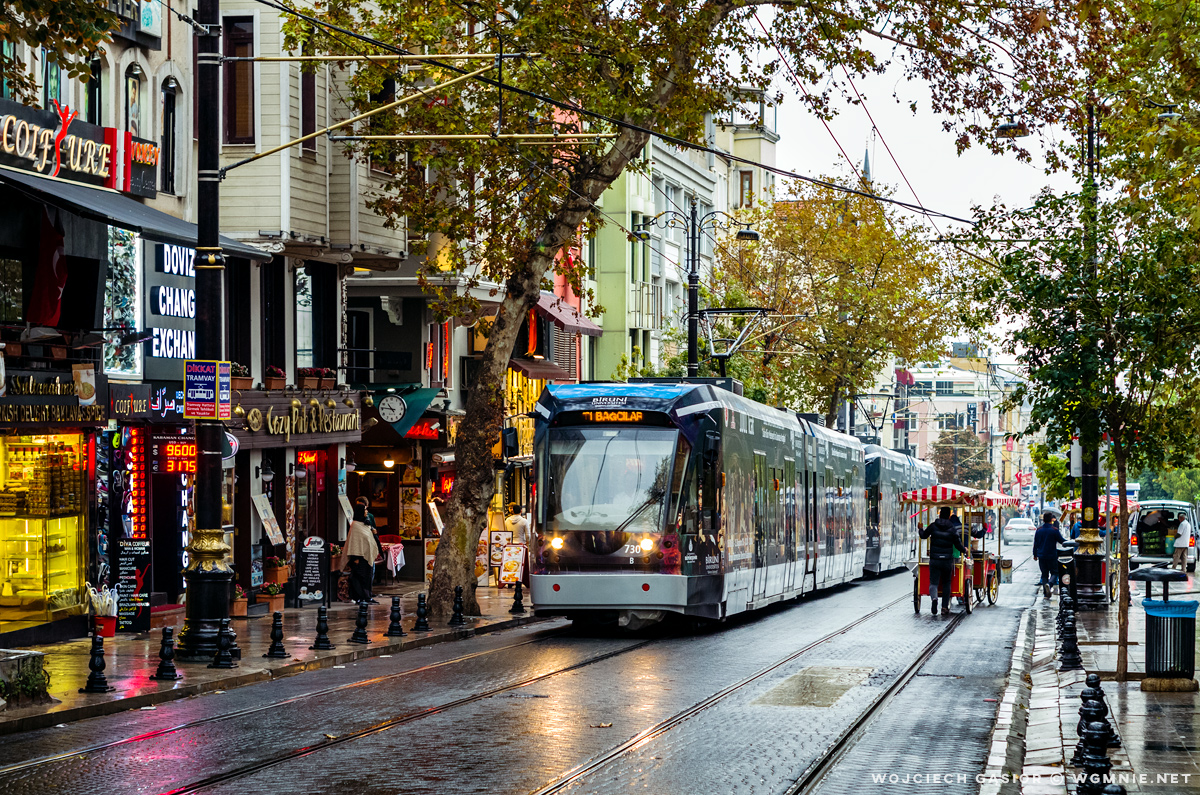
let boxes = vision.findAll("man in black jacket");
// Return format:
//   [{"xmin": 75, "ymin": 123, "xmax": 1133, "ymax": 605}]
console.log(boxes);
[
  {"xmin": 920, "ymin": 507, "xmax": 969, "ymax": 616},
  {"xmin": 1032, "ymin": 512, "xmax": 1066, "ymax": 598}
]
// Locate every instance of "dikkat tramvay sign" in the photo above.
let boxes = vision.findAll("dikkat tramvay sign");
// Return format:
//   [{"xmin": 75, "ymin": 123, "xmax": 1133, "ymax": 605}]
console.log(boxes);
[{"xmin": 0, "ymin": 98, "xmax": 159, "ymax": 198}]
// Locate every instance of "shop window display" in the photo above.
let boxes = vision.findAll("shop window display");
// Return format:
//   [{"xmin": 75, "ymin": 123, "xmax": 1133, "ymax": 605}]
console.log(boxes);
[{"xmin": 0, "ymin": 434, "xmax": 87, "ymax": 631}]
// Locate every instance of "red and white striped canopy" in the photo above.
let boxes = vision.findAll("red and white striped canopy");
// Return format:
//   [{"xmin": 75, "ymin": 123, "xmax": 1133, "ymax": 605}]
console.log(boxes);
[
  {"xmin": 1059, "ymin": 495, "xmax": 1140, "ymax": 513},
  {"xmin": 899, "ymin": 484, "xmax": 1020, "ymax": 507}
]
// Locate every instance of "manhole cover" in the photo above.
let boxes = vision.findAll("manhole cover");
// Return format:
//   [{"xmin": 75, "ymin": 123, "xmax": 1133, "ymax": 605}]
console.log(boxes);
[{"xmin": 753, "ymin": 666, "xmax": 874, "ymax": 707}]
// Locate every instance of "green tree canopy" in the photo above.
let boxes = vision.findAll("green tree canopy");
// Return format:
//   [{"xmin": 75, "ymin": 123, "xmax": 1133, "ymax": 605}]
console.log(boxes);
[
  {"xmin": 1, "ymin": 1, "xmax": 119, "ymax": 106},
  {"xmin": 928, "ymin": 428, "xmax": 993, "ymax": 488},
  {"xmin": 1030, "ymin": 443, "xmax": 1074, "ymax": 501}
]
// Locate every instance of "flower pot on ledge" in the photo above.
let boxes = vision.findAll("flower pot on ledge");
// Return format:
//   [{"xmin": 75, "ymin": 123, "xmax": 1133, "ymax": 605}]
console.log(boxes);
[
  {"xmin": 319, "ymin": 378, "xmax": 335, "ymax": 390},
  {"xmin": 262, "ymin": 593, "xmax": 285, "ymax": 614},
  {"xmin": 298, "ymin": 376, "xmax": 320, "ymax": 390},
  {"xmin": 264, "ymin": 377, "xmax": 286, "ymax": 391},
  {"xmin": 231, "ymin": 376, "xmax": 253, "ymax": 391},
  {"xmin": 265, "ymin": 565, "xmax": 288, "ymax": 584},
  {"xmin": 231, "ymin": 597, "xmax": 248, "ymax": 617}
]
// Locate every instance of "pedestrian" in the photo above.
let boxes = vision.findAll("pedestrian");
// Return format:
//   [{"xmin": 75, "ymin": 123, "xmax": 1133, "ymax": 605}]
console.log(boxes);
[
  {"xmin": 1033, "ymin": 511, "xmax": 1066, "ymax": 598},
  {"xmin": 1070, "ymin": 512, "xmax": 1082, "ymax": 540},
  {"xmin": 919, "ymin": 507, "xmax": 968, "ymax": 617},
  {"xmin": 1173, "ymin": 512, "xmax": 1192, "ymax": 571},
  {"xmin": 345, "ymin": 502, "xmax": 380, "ymax": 603},
  {"xmin": 356, "ymin": 495, "xmax": 383, "ymax": 600},
  {"xmin": 504, "ymin": 502, "xmax": 529, "ymax": 544}
]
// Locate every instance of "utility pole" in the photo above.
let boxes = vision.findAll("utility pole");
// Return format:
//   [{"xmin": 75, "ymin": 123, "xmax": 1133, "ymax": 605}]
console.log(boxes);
[
  {"xmin": 1074, "ymin": 101, "xmax": 1105, "ymax": 610},
  {"xmin": 177, "ymin": 0, "xmax": 235, "ymax": 659},
  {"xmin": 686, "ymin": 198, "xmax": 700, "ymax": 377}
]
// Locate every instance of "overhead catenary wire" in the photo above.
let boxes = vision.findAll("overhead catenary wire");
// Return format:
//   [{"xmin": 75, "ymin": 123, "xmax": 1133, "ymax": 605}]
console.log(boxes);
[{"xmin": 246, "ymin": 0, "xmax": 976, "ymax": 225}]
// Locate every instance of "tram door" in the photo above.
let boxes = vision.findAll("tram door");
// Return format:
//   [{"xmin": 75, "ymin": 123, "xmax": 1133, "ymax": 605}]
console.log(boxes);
[
  {"xmin": 783, "ymin": 458, "xmax": 798, "ymax": 592},
  {"xmin": 751, "ymin": 453, "xmax": 769, "ymax": 602}
]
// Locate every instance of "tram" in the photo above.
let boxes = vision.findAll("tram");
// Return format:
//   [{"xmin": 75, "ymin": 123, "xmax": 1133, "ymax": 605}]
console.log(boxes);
[
  {"xmin": 864, "ymin": 445, "xmax": 937, "ymax": 575},
  {"xmin": 528, "ymin": 380, "xmax": 867, "ymax": 626}
]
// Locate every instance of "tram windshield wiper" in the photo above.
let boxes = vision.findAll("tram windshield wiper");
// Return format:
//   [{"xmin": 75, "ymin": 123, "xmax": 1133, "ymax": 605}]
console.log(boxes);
[{"xmin": 611, "ymin": 487, "xmax": 667, "ymax": 535}]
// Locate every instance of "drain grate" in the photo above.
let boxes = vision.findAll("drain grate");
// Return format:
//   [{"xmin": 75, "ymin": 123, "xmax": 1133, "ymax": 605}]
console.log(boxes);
[{"xmin": 753, "ymin": 666, "xmax": 874, "ymax": 708}]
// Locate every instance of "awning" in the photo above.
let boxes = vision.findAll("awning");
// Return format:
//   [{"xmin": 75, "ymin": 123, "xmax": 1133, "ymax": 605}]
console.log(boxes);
[
  {"xmin": 509, "ymin": 358, "xmax": 571, "ymax": 381},
  {"xmin": 535, "ymin": 292, "xmax": 602, "ymax": 337},
  {"xmin": 899, "ymin": 483, "xmax": 1019, "ymax": 507},
  {"xmin": 0, "ymin": 167, "xmax": 269, "ymax": 261},
  {"xmin": 1060, "ymin": 495, "xmax": 1140, "ymax": 513}
]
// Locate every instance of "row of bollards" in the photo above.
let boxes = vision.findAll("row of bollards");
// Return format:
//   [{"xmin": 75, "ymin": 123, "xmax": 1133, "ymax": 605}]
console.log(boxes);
[
  {"xmin": 1071, "ymin": 673, "xmax": 1126, "ymax": 795},
  {"xmin": 1058, "ymin": 591, "xmax": 1083, "ymax": 672},
  {"xmin": 81, "ymin": 585, "xmax": 522, "ymax": 692}
]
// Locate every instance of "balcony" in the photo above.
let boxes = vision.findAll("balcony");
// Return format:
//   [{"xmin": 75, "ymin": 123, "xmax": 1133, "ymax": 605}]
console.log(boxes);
[{"xmin": 628, "ymin": 281, "xmax": 662, "ymax": 331}]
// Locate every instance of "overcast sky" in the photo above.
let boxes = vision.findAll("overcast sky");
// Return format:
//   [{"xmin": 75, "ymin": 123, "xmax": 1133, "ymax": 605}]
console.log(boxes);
[{"xmin": 770, "ymin": 55, "xmax": 1076, "ymax": 239}]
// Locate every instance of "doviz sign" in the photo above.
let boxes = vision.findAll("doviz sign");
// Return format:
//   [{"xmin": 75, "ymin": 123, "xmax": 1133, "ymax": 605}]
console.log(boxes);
[
  {"xmin": 145, "ymin": 244, "xmax": 197, "ymax": 377},
  {"xmin": 183, "ymin": 360, "xmax": 231, "ymax": 420}
]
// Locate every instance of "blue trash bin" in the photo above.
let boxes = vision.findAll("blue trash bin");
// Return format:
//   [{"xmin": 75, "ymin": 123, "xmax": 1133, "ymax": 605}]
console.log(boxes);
[{"xmin": 1142, "ymin": 599, "xmax": 1198, "ymax": 678}]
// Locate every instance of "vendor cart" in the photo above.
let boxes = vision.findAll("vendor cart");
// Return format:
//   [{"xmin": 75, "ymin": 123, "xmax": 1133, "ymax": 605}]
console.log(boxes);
[
  {"xmin": 901, "ymin": 484, "xmax": 1019, "ymax": 614},
  {"xmin": 1058, "ymin": 494, "xmax": 1139, "ymax": 603}
]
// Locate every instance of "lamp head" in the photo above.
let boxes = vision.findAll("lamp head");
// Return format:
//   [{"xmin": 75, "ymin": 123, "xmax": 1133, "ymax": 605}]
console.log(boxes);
[
  {"xmin": 735, "ymin": 227, "xmax": 760, "ymax": 242},
  {"xmin": 995, "ymin": 116, "xmax": 1030, "ymax": 139},
  {"xmin": 632, "ymin": 229, "xmax": 651, "ymax": 242}
]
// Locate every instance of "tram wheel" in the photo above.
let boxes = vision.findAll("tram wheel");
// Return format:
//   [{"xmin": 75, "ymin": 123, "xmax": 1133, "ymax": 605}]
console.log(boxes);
[
  {"xmin": 913, "ymin": 576, "xmax": 921, "ymax": 614},
  {"xmin": 987, "ymin": 572, "xmax": 999, "ymax": 605},
  {"xmin": 964, "ymin": 579, "xmax": 973, "ymax": 614}
]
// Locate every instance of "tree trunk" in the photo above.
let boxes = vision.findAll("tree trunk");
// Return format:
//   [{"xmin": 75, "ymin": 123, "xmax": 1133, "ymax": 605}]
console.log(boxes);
[
  {"xmin": 1115, "ymin": 444, "xmax": 1130, "ymax": 682},
  {"xmin": 426, "ymin": 129, "xmax": 651, "ymax": 619},
  {"xmin": 823, "ymin": 384, "xmax": 841, "ymax": 429}
]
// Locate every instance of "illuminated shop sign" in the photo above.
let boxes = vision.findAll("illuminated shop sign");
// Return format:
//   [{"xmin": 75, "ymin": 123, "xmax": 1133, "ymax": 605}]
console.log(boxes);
[
  {"xmin": 149, "ymin": 432, "xmax": 197, "ymax": 474},
  {"xmin": 144, "ymin": 244, "xmax": 197, "ymax": 378}
]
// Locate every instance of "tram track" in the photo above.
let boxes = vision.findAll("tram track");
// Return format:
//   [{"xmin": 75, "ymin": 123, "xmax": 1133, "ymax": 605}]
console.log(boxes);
[{"xmin": 0, "ymin": 624, "xmax": 572, "ymax": 778}]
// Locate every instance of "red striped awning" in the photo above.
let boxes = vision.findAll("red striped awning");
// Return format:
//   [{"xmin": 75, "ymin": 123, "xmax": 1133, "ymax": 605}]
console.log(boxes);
[
  {"xmin": 899, "ymin": 484, "xmax": 1020, "ymax": 507},
  {"xmin": 1059, "ymin": 495, "xmax": 1140, "ymax": 513}
]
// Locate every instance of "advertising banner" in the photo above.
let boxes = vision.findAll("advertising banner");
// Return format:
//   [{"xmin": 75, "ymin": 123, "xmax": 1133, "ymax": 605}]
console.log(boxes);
[{"xmin": 183, "ymin": 360, "xmax": 231, "ymax": 419}]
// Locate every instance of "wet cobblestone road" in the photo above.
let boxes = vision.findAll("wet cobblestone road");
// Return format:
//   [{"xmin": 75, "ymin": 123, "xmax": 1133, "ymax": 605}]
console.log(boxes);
[{"xmin": 0, "ymin": 547, "xmax": 1036, "ymax": 795}]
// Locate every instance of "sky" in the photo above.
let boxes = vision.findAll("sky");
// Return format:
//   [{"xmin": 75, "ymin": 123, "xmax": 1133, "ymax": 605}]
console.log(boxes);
[{"xmin": 770, "ymin": 54, "xmax": 1076, "ymax": 239}]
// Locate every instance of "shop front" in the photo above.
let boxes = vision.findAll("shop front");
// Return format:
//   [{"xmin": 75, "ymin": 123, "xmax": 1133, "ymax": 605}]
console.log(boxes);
[
  {"xmin": 0, "ymin": 368, "xmax": 107, "ymax": 645},
  {"xmin": 225, "ymin": 389, "xmax": 361, "ymax": 605}
]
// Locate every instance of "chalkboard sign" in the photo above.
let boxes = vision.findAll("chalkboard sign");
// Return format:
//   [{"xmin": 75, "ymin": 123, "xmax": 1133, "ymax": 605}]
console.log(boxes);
[
  {"xmin": 297, "ymin": 536, "xmax": 327, "ymax": 606},
  {"xmin": 116, "ymin": 538, "xmax": 152, "ymax": 632}
]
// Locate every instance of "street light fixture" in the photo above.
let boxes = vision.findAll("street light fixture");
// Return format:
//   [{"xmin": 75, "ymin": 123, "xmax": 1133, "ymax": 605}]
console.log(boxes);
[{"xmin": 634, "ymin": 198, "xmax": 759, "ymax": 376}]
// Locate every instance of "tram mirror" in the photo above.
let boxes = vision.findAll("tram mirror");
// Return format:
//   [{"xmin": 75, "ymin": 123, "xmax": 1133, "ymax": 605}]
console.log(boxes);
[{"xmin": 703, "ymin": 431, "xmax": 720, "ymax": 465}]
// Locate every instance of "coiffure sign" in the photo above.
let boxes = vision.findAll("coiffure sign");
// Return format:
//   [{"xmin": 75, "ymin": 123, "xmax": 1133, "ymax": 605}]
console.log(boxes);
[{"xmin": 0, "ymin": 98, "xmax": 159, "ymax": 198}]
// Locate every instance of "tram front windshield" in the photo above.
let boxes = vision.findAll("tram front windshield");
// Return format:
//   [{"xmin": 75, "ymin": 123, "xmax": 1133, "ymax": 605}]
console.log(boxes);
[{"xmin": 545, "ymin": 427, "xmax": 687, "ymax": 534}]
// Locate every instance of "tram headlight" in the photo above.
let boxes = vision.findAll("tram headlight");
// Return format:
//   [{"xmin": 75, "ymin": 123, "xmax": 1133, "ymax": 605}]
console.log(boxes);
[
  {"xmin": 550, "ymin": 537, "xmax": 564, "ymax": 550},
  {"xmin": 640, "ymin": 538, "xmax": 654, "ymax": 552}
]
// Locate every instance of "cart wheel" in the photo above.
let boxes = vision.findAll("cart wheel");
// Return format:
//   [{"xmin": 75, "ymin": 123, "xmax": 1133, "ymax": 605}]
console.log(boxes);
[
  {"xmin": 964, "ymin": 579, "xmax": 973, "ymax": 614},
  {"xmin": 1108, "ymin": 571, "xmax": 1118, "ymax": 603},
  {"xmin": 987, "ymin": 572, "xmax": 999, "ymax": 605},
  {"xmin": 913, "ymin": 576, "xmax": 921, "ymax": 614},
  {"xmin": 974, "ymin": 586, "xmax": 984, "ymax": 604}
]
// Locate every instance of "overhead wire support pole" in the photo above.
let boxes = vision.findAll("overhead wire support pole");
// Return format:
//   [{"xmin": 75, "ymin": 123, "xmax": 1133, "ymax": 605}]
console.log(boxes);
[{"xmin": 220, "ymin": 64, "xmax": 497, "ymax": 176}]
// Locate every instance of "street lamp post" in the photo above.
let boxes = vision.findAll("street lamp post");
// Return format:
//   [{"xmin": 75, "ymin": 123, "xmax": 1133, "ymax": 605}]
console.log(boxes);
[
  {"xmin": 635, "ymin": 198, "xmax": 758, "ymax": 376},
  {"xmin": 176, "ymin": 0, "xmax": 235, "ymax": 660}
]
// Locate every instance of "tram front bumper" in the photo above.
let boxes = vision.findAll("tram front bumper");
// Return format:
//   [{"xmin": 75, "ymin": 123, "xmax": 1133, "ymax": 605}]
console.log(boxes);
[{"xmin": 530, "ymin": 573, "xmax": 691, "ymax": 614}]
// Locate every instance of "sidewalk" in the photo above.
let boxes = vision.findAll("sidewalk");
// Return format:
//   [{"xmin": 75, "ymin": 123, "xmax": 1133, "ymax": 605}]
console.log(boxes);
[
  {"xmin": 0, "ymin": 582, "xmax": 547, "ymax": 735},
  {"xmin": 989, "ymin": 573, "xmax": 1200, "ymax": 795}
]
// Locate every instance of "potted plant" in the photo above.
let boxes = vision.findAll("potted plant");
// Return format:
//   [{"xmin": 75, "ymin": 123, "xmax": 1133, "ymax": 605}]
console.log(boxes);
[
  {"xmin": 319, "ymin": 367, "xmax": 337, "ymax": 390},
  {"xmin": 264, "ymin": 365, "xmax": 286, "ymax": 390},
  {"xmin": 296, "ymin": 367, "xmax": 321, "ymax": 390},
  {"xmin": 231, "ymin": 583, "xmax": 248, "ymax": 617},
  {"xmin": 230, "ymin": 362, "xmax": 253, "ymax": 391},
  {"xmin": 264, "ymin": 555, "xmax": 288, "ymax": 584},
  {"xmin": 259, "ymin": 581, "xmax": 285, "ymax": 614}
]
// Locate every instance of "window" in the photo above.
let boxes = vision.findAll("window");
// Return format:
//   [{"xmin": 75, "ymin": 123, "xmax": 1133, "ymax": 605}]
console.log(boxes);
[
  {"xmin": 0, "ymin": 258, "xmax": 22, "ymax": 321},
  {"xmin": 43, "ymin": 51, "xmax": 61, "ymax": 109},
  {"xmin": 124, "ymin": 64, "xmax": 142, "ymax": 137},
  {"xmin": 0, "ymin": 41, "xmax": 13, "ymax": 99},
  {"xmin": 935, "ymin": 380, "xmax": 953, "ymax": 396},
  {"xmin": 300, "ymin": 63, "xmax": 316, "ymax": 151},
  {"xmin": 85, "ymin": 59, "xmax": 102, "ymax": 125},
  {"xmin": 739, "ymin": 171, "xmax": 753, "ymax": 207},
  {"xmin": 368, "ymin": 78, "xmax": 400, "ymax": 171},
  {"xmin": 295, "ymin": 268, "xmax": 313, "ymax": 369},
  {"xmin": 160, "ymin": 79, "xmax": 177, "ymax": 194},
  {"xmin": 223, "ymin": 18, "xmax": 255, "ymax": 144}
]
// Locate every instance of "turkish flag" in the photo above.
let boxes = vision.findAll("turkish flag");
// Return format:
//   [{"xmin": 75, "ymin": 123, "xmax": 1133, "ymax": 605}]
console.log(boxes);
[{"xmin": 27, "ymin": 208, "xmax": 68, "ymax": 326}]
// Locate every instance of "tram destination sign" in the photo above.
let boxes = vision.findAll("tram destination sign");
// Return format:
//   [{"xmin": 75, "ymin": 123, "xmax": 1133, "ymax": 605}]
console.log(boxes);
[{"xmin": 555, "ymin": 409, "xmax": 670, "ymax": 427}]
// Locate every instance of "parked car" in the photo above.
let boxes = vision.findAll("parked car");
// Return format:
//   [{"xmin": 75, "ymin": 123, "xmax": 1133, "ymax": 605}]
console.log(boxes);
[
  {"xmin": 1130, "ymin": 500, "xmax": 1196, "ymax": 572},
  {"xmin": 1003, "ymin": 517, "xmax": 1036, "ymax": 544}
]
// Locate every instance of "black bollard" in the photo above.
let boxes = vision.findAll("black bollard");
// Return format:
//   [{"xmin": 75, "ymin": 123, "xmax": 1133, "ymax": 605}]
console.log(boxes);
[
  {"xmin": 1076, "ymin": 683, "xmax": 1102, "ymax": 738},
  {"xmin": 386, "ymin": 596, "xmax": 407, "ymax": 637},
  {"xmin": 1058, "ymin": 593, "xmax": 1074, "ymax": 637},
  {"xmin": 1101, "ymin": 785, "xmax": 1127, "ymax": 795},
  {"xmin": 208, "ymin": 618, "xmax": 238, "ymax": 669},
  {"xmin": 348, "ymin": 601, "xmax": 370, "ymax": 644},
  {"xmin": 448, "ymin": 585, "xmax": 466, "ymax": 627},
  {"xmin": 264, "ymin": 612, "xmax": 289, "ymax": 658},
  {"xmin": 414, "ymin": 593, "xmax": 431, "ymax": 631},
  {"xmin": 150, "ymin": 627, "xmax": 183, "ymax": 681},
  {"xmin": 310, "ymin": 605, "xmax": 336, "ymax": 650},
  {"xmin": 79, "ymin": 633, "xmax": 115, "ymax": 693},
  {"xmin": 510, "ymin": 581, "xmax": 525, "ymax": 614},
  {"xmin": 1071, "ymin": 698, "xmax": 1105, "ymax": 767},
  {"xmin": 1077, "ymin": 721, "xmax": 1114, "ymax": 795},
  {"xmin": 1059, "ymin": 616, "xmax": 1084, "ymax": 671},
  {"xmin": 1085, "ymin": 673, "xmax": 1122, "ymax": 748}
]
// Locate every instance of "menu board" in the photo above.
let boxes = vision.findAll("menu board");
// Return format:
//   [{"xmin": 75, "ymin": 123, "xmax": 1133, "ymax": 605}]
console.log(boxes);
[
  {"xmin": 252, "ymin": 493, "xmax": 285, "ymax": 545},
  {"xmin": 424, "ymin": 538, "xmax": 439, "ymax": 583},
  {"xmin": 297, "ymin": 537, "xmax": 327, "ymax": 605},
  {"xmin": 115, "ymin": 538, "xmax": 151, "ymax": 632},
  {"xmin": 499, "ymin": 544, "xmax": 525, "ymax": 584},
  {"xmin": 490, "ymin": 531, "xmax": 512, "ymax": 567}
]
